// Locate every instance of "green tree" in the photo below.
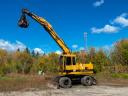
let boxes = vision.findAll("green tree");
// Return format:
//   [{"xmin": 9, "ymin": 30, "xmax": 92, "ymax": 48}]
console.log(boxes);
[
  {"xmin": 94, "ymin": 49, "xmax": 109, "ymax": 72},
  {"xmin": 24, "ymin": 47, "xmax": 30, "ymax": 54},
  {"xmin": 88, "ymin": 47, "xmax": 96, "ymax": 63},
  {"xmin": 15, "ymin": 49, "xmax": 33, "ymax": 74},
  {"xmin": 111, "ymin": 39, "xmax": 128, "ymax": 65},
  {"xmin": 0, "ymin": 49, "xmax": 8, "ymax": 75}
]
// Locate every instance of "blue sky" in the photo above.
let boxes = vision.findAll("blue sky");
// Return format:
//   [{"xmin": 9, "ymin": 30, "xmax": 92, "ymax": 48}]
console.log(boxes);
[{"xmin": 0, "ymin": 0, "xmax": 128, "ymax": 54}]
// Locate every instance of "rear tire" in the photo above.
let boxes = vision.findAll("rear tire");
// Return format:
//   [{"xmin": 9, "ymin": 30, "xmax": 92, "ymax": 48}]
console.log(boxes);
[
  {"xmin": 59, "ymin": 77, "xmax": 72, "ymax": 88},
  {"xmin": 92, "ymin": 77, "xmax": 97, "ymax": 85},
  {"xmin": 81, "ymin": 76, "xmax": 93, "ymax": 86}
]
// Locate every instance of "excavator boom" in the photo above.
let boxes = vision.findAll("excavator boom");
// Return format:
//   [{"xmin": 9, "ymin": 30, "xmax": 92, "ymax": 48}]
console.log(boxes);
[{"xmin": 18, "ymin": 9, "xmax": 70, "ymax": 54}]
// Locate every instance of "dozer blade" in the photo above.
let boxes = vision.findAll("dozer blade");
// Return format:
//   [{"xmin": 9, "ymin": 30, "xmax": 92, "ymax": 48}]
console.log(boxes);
[{"xmin": 18, "ymin": 14, "xmax": 29, "ymax": 28}]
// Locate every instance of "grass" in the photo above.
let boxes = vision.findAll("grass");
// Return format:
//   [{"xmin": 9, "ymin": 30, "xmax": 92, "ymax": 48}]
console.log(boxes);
[
  {"xmin": 0, "ymin": 74, "xmax": 49, "ymax": 92},
  {"xmin": 95, "ymin": 71, "xmax": 128, "ymax": 86},
  {"xmin": 0, "ymin": 72, "xmax": 128, "ymax": 91},
  {"xmin": 0, "ymin": 76, "xmax": 26, "ymax": 81},
  {"xmin": 111, "ymin": 73, "xmax": 128, "ymax": 79}
]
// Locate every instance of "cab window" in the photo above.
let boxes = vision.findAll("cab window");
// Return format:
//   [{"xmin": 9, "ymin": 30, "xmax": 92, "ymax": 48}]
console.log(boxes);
[
  {"xmin": 73, "ymin": 57, "xmax": 76, "ymax": 65},
  {"xmin": 66, "ymin": 57, "xmax": 71, "ymax": 65}
]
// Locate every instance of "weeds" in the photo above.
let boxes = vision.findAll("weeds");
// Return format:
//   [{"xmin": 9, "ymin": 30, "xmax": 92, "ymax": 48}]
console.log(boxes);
[
  {"xmin": 0, "ymin": 74, "xmax": 48, "ymax": 92},
  {"xmin": 111, "ymin": 73, "xmax": 128, "ymax": 79}
]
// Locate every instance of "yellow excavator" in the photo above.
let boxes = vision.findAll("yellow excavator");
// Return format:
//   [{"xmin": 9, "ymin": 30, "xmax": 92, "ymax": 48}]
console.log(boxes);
[{"xmin": 18, "ymin": 9, "xmax": 96, "ymax": 88}]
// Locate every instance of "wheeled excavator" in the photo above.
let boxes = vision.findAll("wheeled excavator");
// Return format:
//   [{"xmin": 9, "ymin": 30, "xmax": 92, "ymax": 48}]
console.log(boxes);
[{"xmin": 18, "ymin": 9, "xmax": 96, "ymax": 88}]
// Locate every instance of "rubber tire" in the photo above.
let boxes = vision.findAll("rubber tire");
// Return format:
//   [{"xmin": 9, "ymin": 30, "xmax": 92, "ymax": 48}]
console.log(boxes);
[
  {"xmin": 59, "ymin": 77, "xmax": 72, "ymax": 88},
  {"xmin": 81, "ymin": 76, "xmax": 93, "ymax": 86},
  {"xmin": 92, "ymin": 78, "xmax": 97, "ymax": 85}
]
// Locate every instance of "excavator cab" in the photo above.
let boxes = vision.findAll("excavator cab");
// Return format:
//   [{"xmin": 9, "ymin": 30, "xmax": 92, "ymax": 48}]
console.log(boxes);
[{"xmin": 59, "ymin": 55, "xmax": 76, "ymax": 72}]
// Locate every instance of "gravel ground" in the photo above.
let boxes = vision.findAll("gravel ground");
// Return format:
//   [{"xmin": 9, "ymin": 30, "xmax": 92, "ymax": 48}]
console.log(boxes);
[{"xmin": 0, "ymin": 85, "xmax": 128, "ymax": 96}]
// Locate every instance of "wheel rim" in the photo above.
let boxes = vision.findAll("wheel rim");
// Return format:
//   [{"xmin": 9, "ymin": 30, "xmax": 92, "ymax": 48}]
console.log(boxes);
[
  {"xmin": 64, "ymin": 79, "xmax": 69, "ymax": 85},
  {"xmin": 86, "ymin": 78, "xmax": 91, "ymax": 84}
]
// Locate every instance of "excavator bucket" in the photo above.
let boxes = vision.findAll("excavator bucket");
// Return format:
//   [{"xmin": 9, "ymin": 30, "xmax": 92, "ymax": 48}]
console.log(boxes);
[{"xmin": 18, "ymin": 14, "xmax": 29, "ymax": 28}]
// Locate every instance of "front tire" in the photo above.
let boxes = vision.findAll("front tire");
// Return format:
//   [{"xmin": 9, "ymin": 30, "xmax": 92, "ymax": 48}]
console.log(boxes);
[
  {"xmin": 81, "ymin": 76, "xmax": 93, "ymax": 86},
  {"xmin": 59, "ymin": 77, "xmax": 72, "ymax": 88}
]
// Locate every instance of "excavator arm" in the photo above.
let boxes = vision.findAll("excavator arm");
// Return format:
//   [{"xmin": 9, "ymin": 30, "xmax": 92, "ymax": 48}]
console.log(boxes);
[{"xmin": 18, "ymin": 9, "xmax": 71, "ymax": 54}]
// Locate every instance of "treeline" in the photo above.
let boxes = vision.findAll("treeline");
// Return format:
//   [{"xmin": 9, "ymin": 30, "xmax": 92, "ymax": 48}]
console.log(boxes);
[
  {"xmin": 77, "ymin": 39, "xmax": 128, "ymax": 73},
  {"xmin": 0, "ymin": 48, "xmax": 59, "ymax": 75},
  {"xmin": 0, "ymin": 39, "xmax": 128, "ymax": 75}
]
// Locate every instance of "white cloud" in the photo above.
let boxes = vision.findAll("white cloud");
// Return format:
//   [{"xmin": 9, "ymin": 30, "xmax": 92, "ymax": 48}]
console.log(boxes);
[
  {"xmin": 0, "ymin": 39, "xmax": 45, "ymax": 54},
  {"xmin": 34, "ymin": 48, "xmax": 44, "ymax": 54},
  {"xmin": 93, "ymin": 0, "xmax": 104, "ymax": 7},
  {"xmin": 113, "ymin": 13, "xmax": 128, "ymax": 27},
  {"xmin": 72, "ymin": 44, "xmax": 78, "ymax": 49},
  {"xmin": 95, "ymin": 44, "xmax": 114, "ymax": 51},
  {"xmin": 0, "ymin": 39, "xmax": 26, "ymax": 51},
  {"xmin": 91, "ymin": 24, "xmax": 119, "ymax": 33},
  {"xmin": 102, "ymin": 44, "xmax": 113, "ymax": 50},
  {"xmin": 55, "ymin": 50, "xmax": 62, "ymax": 55},
  {"xmin": 91, "ymin": 13, "xmax": 128, "ymax": 34},
  {"xmin": 80, "ymin": 47, "xmax": 85, "ymax": 50}
]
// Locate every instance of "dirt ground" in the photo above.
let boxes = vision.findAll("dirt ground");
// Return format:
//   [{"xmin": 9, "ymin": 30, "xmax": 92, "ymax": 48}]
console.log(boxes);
[
  {"xmin": 0, "ymin": 85, "xmax": 128, "ymax": 96},
  {"xmin": 0, "ymin": 74, "xmax": 128, "ymax": 96}
]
